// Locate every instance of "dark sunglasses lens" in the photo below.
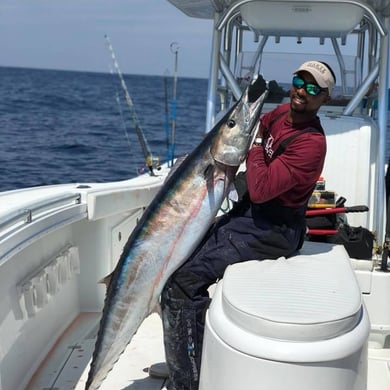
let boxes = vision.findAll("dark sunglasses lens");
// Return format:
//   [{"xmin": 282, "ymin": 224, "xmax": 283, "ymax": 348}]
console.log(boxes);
[
  {"xmin": 292, "ymin": 76, "xmax": 304, "ymax": 88},
  {"xmin": 292, "ymin": 76, "xmax": 321, "ymax": 96},
  {"xmin": 306, "ymin": 83, "xmax": 321, "ymax": 96}
]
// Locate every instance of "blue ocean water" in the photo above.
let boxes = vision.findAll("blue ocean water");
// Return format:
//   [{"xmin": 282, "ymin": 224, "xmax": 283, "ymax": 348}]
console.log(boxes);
[
  {"xmin": 0, "ymin": 66, "xmax": 207, "ymax": 191},
  {"xmin": 2, "ymin": 66, "xmax": 389, "ymax": 193}
]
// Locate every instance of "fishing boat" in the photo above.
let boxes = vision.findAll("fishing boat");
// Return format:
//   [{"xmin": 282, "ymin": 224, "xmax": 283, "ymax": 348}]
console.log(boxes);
[{"xmin": 2, "ymin": 0, "xmax": 390, "ymax": 389}]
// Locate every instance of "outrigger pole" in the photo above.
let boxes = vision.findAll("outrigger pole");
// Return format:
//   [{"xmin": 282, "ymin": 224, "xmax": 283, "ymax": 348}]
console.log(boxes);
[{"xmin": 105, "ymin": 34, "xmax": 156, "ymax": 175}]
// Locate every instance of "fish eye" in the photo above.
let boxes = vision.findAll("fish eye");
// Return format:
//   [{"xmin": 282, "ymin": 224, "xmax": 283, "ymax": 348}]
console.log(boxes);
[{"xmin": 227, "ymin": 119, "xmax": 236, "ymax": 128}]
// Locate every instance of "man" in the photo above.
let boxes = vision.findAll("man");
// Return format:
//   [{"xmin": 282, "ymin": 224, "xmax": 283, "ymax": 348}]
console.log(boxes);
[{"xmin": 161, "ymin": 60, "xmax": 335, "ymax": 390}]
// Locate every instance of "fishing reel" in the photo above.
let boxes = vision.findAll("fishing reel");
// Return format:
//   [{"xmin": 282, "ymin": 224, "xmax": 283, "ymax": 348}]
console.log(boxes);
[{"xmin": 138, "ymin": 155, "xmax": 161, "ymax": 176}]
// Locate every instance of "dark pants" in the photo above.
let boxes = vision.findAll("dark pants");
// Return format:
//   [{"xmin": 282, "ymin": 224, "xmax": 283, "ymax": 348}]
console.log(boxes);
[{"xmin": 160, "ymin": 202, "xmax": 305, "ymax": 390}]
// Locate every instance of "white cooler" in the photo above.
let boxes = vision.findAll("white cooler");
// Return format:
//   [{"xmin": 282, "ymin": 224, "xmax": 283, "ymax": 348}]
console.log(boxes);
[{"xmin": 199, "ymin": 243, "xmax": 370, "ymax": 390}]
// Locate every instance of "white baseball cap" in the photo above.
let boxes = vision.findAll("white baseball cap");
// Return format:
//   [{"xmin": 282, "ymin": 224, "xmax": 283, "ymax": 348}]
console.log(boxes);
[{"xmin": 294, "ymin": 61, "xmax": 335, "ymax": 95}]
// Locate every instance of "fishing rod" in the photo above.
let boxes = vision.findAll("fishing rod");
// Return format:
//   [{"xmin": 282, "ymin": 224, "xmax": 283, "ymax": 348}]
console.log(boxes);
[
  {"xmin": 169, "ymin": 42, "xmax": 179, "ymax": 167},
  {"xmin": 163, "ymin": 69, "xmax": 171, "ymax": 165},
  {"xmin": 105, "ymin": 34, "xmax": 157, "ymax": 175}
]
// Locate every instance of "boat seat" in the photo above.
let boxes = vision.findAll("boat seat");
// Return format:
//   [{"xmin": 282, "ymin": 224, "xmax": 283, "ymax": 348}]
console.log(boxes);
[
  {"xmin": 201, "ymin": 242, "xmax": 369, "ymax": 390},
  {"xmin": 221, "ymin": 243, "xmax": 362, "ymax": 343},
  {"xmin": 206, "ymin": 241, "xmax": 368, "ymax": 361}
]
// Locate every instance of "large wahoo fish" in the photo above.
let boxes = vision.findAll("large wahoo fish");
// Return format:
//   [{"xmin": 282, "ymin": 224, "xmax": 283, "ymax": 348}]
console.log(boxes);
[{"xmin": 85, "ymin": 87, "xmax": 267, "ymax": 389}]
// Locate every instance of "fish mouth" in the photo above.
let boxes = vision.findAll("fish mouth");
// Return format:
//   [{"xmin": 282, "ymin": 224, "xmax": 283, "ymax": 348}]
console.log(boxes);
[
  {"xmin": 249, "ymin": 89, "xmax": 268, "ymax": 119},
  {"xmin": 246, "ymin": 89, "xmax": 268, "ymax": 139},
  {"xmin": 213, "ymin": 90, "xmax": 268, "ymax": 167}
]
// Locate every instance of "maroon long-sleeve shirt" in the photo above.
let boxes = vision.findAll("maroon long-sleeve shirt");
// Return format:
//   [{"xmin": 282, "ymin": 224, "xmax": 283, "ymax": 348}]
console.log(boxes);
[{"xmin": 246, "ymin": 103, "xmax": 326, "ymax": 208}]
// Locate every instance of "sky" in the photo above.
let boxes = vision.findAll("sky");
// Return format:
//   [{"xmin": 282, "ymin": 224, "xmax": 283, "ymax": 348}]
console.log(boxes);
[
  {"xmin": 0, "ymin": 0, "xmax": 213, "ymax": 78},
  {"xmin": 0, "ymin": 1, "xmax": 360, "ymax": 81}
]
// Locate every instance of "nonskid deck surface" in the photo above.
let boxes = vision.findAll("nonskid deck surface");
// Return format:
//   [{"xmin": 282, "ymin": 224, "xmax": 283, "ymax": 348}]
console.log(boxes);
[
  {"xmin": 368, "ymin": 345, "xmax": 390, "ymax": 389},
  {"xmin": 26, "ymin": 313, "xmax": 167, "ymax": 390}
]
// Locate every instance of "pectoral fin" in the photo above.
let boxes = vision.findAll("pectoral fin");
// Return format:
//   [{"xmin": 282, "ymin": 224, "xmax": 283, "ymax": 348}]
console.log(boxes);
[{"xmin": 98, "ymin": 272, "xmax": 114, "ymax": 288}]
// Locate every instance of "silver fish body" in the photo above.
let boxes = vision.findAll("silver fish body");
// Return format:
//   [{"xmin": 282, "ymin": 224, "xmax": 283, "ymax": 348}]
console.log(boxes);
[{"xmin": 85, "ymin": 87, "xmax": 267, "ymax": 389}]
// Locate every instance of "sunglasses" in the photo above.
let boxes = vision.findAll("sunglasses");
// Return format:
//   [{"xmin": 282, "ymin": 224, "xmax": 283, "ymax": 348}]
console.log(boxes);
[{"xmin": 292, "ymin": 75, "xmax": 326, "ymax": 96}]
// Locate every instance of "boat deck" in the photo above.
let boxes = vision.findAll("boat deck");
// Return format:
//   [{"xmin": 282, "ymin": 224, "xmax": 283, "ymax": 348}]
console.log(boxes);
[{"xmin": 26, "ymin": 313, "xmax": 167, "ymax": 390}]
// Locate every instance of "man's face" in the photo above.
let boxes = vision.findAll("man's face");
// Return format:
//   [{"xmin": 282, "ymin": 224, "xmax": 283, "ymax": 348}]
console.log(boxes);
[{"xmin": 289, "ymin": 71, "xmax": 330, "ymax": 115}]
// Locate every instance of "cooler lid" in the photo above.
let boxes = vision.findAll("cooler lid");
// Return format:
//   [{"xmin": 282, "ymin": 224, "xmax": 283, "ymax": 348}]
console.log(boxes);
[{"xmin": 221, "ymin": 244, "xmax": 363, "ymax": 342}]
